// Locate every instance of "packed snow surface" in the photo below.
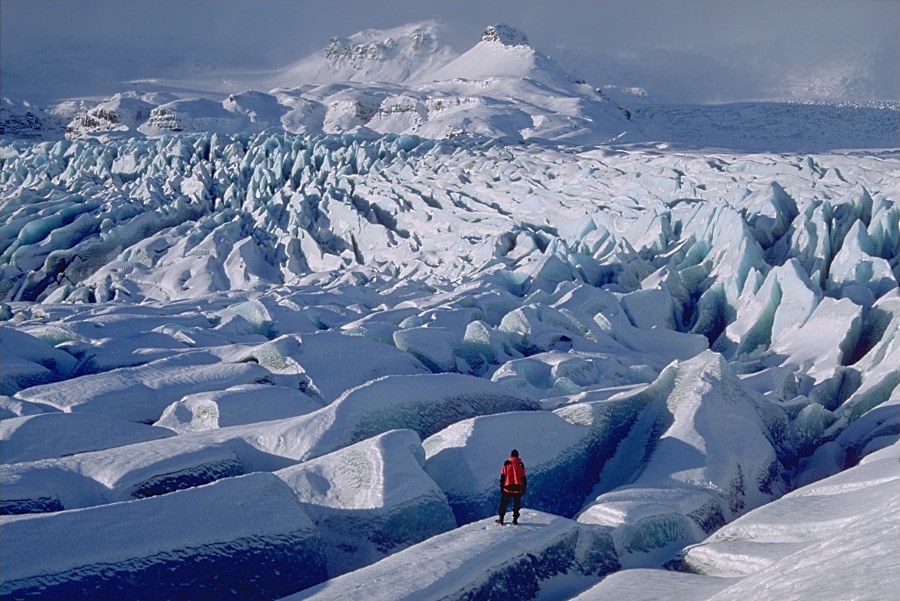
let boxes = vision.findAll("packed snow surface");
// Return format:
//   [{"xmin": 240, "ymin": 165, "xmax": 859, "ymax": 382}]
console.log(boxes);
[{"xmin": 1, "ymin": 20, "xmax": 899, "ymax": 601}]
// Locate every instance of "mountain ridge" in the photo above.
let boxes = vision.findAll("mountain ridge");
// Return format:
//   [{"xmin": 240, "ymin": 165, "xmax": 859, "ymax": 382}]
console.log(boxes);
[{"xmin": 1, "ymin": 21, "xmax": 897, "ymax": 151}]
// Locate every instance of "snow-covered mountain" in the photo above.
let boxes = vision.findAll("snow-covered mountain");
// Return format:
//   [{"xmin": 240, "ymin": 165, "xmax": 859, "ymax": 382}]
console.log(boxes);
[
  {"xmin": 66, "ymin": 94, "xmax": 156, "ymax": 139},
  {"xmin": 2, "ymin": 22, "xmax": 897, "ymax": 150},
  {"xmin": 269, "ymin": 22, "xmax": 457, "ymax": 88},
  {"xmin": 2, "ymin": 23, "xmax": 629, "ymax": 145},
  {"xmin": 1, "ymin": 19, "xmax": 899, "ymax": 601}
]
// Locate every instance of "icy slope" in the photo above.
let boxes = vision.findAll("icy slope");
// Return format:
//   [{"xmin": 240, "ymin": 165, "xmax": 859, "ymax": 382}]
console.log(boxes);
[
  {"xmin": 575, "ymin": 440, "xmax": 900, "ymax": 601},
  {"xmin": 0, "ymin": 472, "xmax": 328, "ymax": 600},
  {"xmin": 276, "ymin": 429, "xmax": 456, "ymax": 577},
  {"xmin": 283, "ymin": 510, "xmax": 601, "ymax": 601},
  {"xmin": 577, "ymin": 351, "xmax": 785, "ymax": 566}
]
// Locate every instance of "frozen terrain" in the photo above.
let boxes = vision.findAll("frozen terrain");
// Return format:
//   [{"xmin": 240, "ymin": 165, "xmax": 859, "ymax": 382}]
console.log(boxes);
[{"xmin": 1, "ymin": 19, "xmax": 899, "ymax": 601}]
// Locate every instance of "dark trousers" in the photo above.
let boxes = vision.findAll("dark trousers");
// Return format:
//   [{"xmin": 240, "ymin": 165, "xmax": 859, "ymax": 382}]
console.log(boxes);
[{"xmin": 498, "ymin": 492, "xmax": 523, "ymax": 522}]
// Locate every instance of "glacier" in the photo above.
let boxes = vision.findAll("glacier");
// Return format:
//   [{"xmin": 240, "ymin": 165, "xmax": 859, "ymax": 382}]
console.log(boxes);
[
  {"xmin": 1, "ymin": 19, "xmax": 899, "ymax": 601},
  {"xmin": 0, "ymin": 127, "xmax": 897, "ymax": 599}
]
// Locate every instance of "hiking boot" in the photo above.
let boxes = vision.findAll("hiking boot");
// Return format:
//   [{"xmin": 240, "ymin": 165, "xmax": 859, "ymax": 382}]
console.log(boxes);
[
  {"xmin": 512, "ymin": 519, "xmax": 518, "ymax": 525},
  {"xmin": 495, "ymin": 518, "xmax": 504, "ymax": 525}
]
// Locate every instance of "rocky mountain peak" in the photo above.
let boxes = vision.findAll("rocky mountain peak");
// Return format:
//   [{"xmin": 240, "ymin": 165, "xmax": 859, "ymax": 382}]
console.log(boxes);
[
  {"xmin": 480, "ymin": 24, "xmax": 529, "ymax": 47},
  {"xmin": 323, "ymin": 24, "xmax": 444, "ymax": 71}
]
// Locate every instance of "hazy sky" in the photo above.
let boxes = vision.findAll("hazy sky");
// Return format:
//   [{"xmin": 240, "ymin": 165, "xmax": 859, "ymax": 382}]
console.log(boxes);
[{"xmin": 2, "ymin": 0, "xmax": 898, "ymax": 103}]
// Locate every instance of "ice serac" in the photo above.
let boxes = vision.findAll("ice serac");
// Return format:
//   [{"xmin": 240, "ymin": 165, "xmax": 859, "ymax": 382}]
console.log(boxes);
[
  {"xmin": 0, "ymin": 412, "xmax": 174, "ymax": 463},
  {"xmin": 827, "ymin": 219, "xmax": 897, "ymax": 298},
  {"xmin": 231, "ymin": 331, "xmax": 430, "ymax": 402},
  {"xmin": 579, "ymin": 441, "xmax": 900, "ymax": 601},
  {"xmin": 0, "ymin": 325, "xmax": 76, "ymax": 395},
  {"xmin": 4, "ymin": 134, "xmax": 894, "ymax": 305},
  {"xmin": 14, "ymin": 351, "xmax": 272, "ymax": 423},
  {"xmin": 677, "ymin": 203, "xmax": 769, "ymax": 344},
  {"xmin": 719, "ymin": 258, "xmax": 829, "ymax": 361},
  {"xmin": 276, "ymin": 429, "xmax": 455, "ymax": 577},
  {"xmin": 267, "ymin": 372, "xmax": 540, "ymax": 462},
  {"xmin": 577, "ymin": 351, "xmax": 786, "ymax": 565},
  {"xmin": 281, "ymin": 510, "xmax": 601, "ymax": 601},
  {"xmin": 154, "ymin": 384, "xmax": 323, "ymax": 433},
  {"xmin": 772, "ymin": 295, "xmax": 861, "ymax": 384},
  {"xmin": 0, "ymin": 434, "xmax": 246, "ymax": 514},
  {"xmin": 0, "ymin": 473, "xmax": 327, "ymax": 601},
  {"xmin": 799, "ymin": 290, "xmax": 900, "ymax": 482},
  {"xmin": 790, "ymin": 201, "xmax": 833, "ymax": 288},
  {"xmin": 424, "ymin": 411, "xmax": 594, "ymax": 523}
]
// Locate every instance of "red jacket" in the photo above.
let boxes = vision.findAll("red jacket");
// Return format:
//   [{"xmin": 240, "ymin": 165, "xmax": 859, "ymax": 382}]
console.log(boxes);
[{"xmin": 500, "ymin": 456, "xmax": 527, "ymax": 494}]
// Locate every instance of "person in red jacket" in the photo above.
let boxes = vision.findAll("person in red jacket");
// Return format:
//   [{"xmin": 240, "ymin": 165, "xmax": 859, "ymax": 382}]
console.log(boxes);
[{"xmin": 496, "ymin": 449, "xmax": 527, "ymax": 525}]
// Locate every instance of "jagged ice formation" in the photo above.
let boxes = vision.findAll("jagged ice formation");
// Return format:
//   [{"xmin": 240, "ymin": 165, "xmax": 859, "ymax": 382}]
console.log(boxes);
[{"xmin": 0, "ymin": 129, "xmax": 898, "ymax": 600}]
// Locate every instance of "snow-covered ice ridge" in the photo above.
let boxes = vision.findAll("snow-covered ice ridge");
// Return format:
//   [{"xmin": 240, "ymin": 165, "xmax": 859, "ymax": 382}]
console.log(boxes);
[{"xmin": 1, "ymin": 129, "xmax": 899, "ymax": 597}]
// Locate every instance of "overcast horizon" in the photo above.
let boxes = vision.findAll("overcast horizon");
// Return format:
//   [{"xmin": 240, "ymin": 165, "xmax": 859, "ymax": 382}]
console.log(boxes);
[{"xmin": 2, "ymin": 0, "xmax": 898, "ymax": 104}]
